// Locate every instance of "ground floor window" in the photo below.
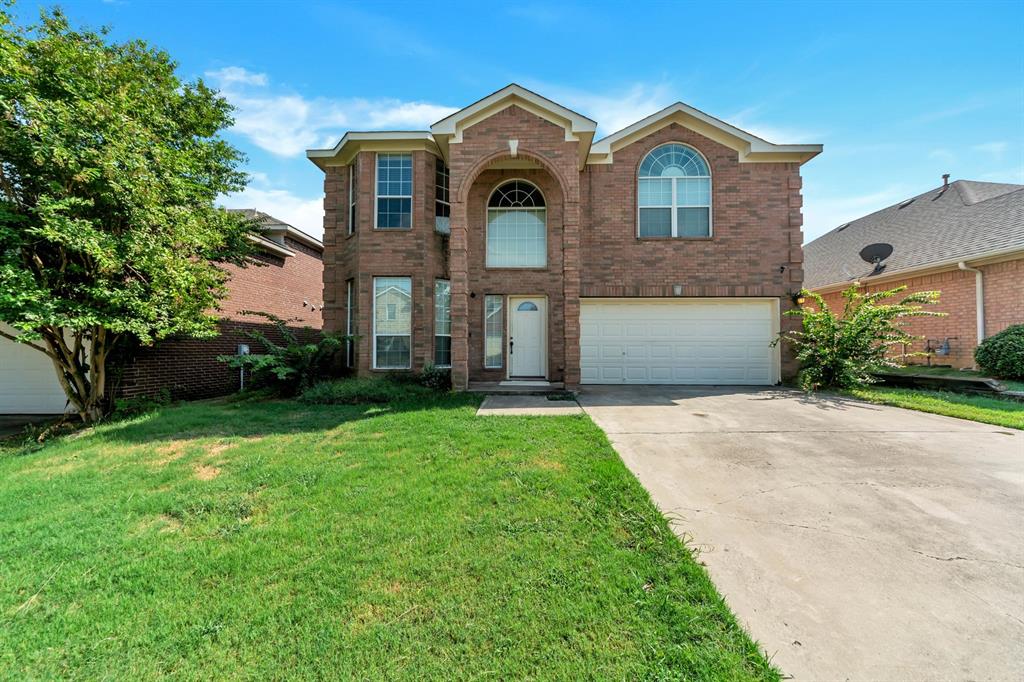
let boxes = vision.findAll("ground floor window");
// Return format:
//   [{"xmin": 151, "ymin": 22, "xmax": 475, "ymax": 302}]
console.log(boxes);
[
  {"xmin": 434, "ymin": 279, "xmax": 451, "ymax": 367},
  {"xmin": 484, "ymin": 295, "xmax": 503, "ymax": 369},
  {"xmin": 373, "ymin": 276, "xmax": 412, "ymax": 369},
  {"xmin": 345, "ymin": 279, "xmax": 354, "ymax": 367}
]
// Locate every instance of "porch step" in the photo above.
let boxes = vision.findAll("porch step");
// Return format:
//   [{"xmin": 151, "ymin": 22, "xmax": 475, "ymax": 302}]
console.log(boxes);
[{"xmin": 467, "ymin": 381, "xmax": 567, "ymax": 395}]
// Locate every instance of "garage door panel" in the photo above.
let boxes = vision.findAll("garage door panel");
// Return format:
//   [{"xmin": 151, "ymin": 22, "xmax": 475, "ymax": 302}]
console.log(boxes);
[{"xmin": 580, "ymin": 300, "xmax": 777, "ymax": 386}]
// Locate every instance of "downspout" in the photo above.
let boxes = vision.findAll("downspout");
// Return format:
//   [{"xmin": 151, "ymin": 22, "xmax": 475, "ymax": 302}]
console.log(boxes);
[{"xmin": 957, "ymin": 261, "xmax": 984, "ymax": 348}]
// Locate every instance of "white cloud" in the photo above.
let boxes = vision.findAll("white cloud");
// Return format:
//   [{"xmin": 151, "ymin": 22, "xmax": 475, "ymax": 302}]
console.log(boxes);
[
  {"xmin": 928, "ymin": 148, "xmax": 956, "ymax": 164},
  {"xmin": 726, "ymin": 106, "xmax": 822, "ymax": 144},
  {"xmin": 542, "ymin": 82, "xmax": 674, "ymax": 136},
  {"xmin": 206, "ymin": 68, "xmax": 457, "ymax": 157},
  {"xmin": 219, "ymin": 184, "xmax": 324, "ymax": 239},
  {"xmin": 802, "ymin": 185, "xmax": 909, "ymax": 243},
  {"xmin": 206, "ymin": 66, "xmax": 268, "ymax": 87},
  {"xmin": 972, "ymin": 141, "xmax": 1008, "ymax": 160}
]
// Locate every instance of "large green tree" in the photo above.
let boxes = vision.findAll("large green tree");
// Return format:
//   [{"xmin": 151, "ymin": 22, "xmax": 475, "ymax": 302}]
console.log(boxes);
[{"xmin": 0, "ymin": 5, "xmax": 255, "ymax": 422}]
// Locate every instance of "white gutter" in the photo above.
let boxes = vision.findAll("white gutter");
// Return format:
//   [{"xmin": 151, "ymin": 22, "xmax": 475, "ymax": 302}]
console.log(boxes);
[
  {"xmin": 958, "ymin": 261, "xmax": 985, "ymax": 345},
  {"xmin": 811, "ymin": 245, "xmax": 1024, "ymax": 293}
]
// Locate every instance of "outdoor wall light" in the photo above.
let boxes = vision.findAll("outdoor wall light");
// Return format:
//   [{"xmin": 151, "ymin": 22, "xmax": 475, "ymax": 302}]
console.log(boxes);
[{"xmin": 789, "ymin": 291, "xmax": 806, "ymax": 306}]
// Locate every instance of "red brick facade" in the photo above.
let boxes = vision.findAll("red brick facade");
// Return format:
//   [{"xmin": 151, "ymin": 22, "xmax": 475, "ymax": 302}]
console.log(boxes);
[
  {"xmin": 816, "ymin": 256, "xmax": 1023, "ymax": 369},
  {"xmin": 117, "ymin": 235, "xmax": 324, "ymax": 400},
  {"xmin": 317, "ymin": 95, "xmax": 812, "ymax": 388}
]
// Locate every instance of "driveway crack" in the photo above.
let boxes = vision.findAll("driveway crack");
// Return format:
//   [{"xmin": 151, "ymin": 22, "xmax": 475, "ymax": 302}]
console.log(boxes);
[{"xmin": 673, "ymin": 507, "xmax": 1024, "ymax": 571}]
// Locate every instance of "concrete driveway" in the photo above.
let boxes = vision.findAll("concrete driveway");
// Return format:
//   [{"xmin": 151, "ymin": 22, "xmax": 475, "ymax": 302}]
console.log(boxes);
[{"xmin": 578, "ymin": 385, "xmax": 1024, "ymax": 681}]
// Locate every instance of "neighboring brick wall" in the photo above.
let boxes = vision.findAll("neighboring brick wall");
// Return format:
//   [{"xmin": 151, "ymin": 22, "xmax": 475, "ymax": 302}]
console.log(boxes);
[
  {"xmin": 117, "ymin": 235, "xmax": 324, "ymax": 401},
  {"xmin": 982, "ymin": 257, "xmax": 1023, "ymax": 338},
  {"xmin": 815, "ymin": 256, "xmax": 1023, "ymax": 370}
]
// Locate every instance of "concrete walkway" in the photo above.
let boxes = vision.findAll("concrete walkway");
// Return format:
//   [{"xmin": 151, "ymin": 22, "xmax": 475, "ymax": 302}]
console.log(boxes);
[
  {"xmin": 476, "ymin": 395, "xmax": 583, "ymax": 416},
  {"xmin": 578, "ymin": 385, "xmax": 1024, "ymax": 681}
]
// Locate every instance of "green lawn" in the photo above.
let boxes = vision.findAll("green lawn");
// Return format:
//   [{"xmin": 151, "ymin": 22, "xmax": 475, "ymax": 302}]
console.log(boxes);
[
  {"xmin": 0, "ymin": 394, "xmax": 776, "ymax": 680},
  {"xmin": 846, "ymin": 386, "xmax": 1024, "ymax": 430}
]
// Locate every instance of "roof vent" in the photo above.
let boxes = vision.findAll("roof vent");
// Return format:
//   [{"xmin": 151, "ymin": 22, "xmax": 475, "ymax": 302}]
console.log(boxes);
[
  {"xmin": 836, "ymin": 222, "xmax": 850, "ymax": 232},
  {"xmin": 897, "ymin": 198, "xmax": 915, "ymax": 209},
  {"xmin": 859, "ymin": 242, "xmax": 894, "ymax": 275}
]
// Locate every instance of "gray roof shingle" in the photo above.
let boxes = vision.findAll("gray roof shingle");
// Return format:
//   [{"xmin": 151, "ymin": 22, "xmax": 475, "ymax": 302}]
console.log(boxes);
[{"xmin": 803, "ymin": 180, "xmax": 1024, "ymax": 289}]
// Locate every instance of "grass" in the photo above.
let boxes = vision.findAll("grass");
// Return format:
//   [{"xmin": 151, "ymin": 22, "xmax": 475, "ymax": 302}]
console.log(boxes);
[
  {"xmin": 0, "ymin": 393, "xmax": 776, "ymax": 680},
  {"xmin": 880, "ymin": 365, "xmax": 1024, "ymax": 393},
  {"xmin": 846, "ymin": 386, "xmax": 1024, "ymax": 430}
]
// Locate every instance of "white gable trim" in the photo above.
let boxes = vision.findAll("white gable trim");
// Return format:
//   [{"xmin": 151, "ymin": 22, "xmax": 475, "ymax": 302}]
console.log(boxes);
[
  {"xmin": 588, "ymin": 102, "xmax": 822, "ymax": 165},
  {"xmin": 307, "ymin": 131, "xmax": 438, "ymax": 168},
  {"xmin": 430, "ymin": 84, "xmax": 597, "ymax": 169}
]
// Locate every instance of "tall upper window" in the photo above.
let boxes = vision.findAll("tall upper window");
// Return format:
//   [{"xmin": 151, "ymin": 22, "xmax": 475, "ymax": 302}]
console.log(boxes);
[
  {"xmin": 638, "ymin": 144, "xmax": 711, "ymax": 238},
  {"xmin": 376, "ymin": 153, "xmax": 412, "ymax": 229},
  {"xmin": 348, "ymin": 160, "xmax": 357, "ymax": 235},
  {"xmin": 435, "ymin": 157, "xmax": 450, "ymax": 234},
  {"xmin": 434, "ymin": 280, "xmax": 451, "ymax": 367},
  {"xmin": 486, "ymin": 180, "xmax": 546, "ymax": 268},
  {"xmin": 373, "ymin": 277, "xmax": 412, "ymax": 369}
]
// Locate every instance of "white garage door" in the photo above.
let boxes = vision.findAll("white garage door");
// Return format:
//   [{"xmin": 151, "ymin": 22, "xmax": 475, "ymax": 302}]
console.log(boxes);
[
  {"xmin": 580, "ymin": 299, "xmax": 778, "ymax": 385},
  {"xmin": 0, "ymin": 323, "xmax": 69, "ymax": 414}
]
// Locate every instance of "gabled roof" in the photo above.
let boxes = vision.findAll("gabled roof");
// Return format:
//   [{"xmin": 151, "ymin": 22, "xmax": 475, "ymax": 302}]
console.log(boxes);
[
  {"xmin": 431, "ymin": 84, "xmax": 597, "ymax": 169},
  {"xmin": 306, "ymin": 84, "xmax": 821, "ymax": 171},
  {"xmin": 588, "ymin": 102, "xmax": 821, "ymax": 165},
  {"xmin": 803, "ymin": 180, "xmax": 1024, "ymax": 290},
  {"xmin": 228, "ymin": 208, "xmax": 323, "ymax": 255}
]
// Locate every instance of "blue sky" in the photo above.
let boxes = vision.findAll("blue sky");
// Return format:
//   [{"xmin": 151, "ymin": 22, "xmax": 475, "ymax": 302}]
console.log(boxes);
[{"xmin": 14, "ymin": 0, "xmax": 1024, "ymax": 241}]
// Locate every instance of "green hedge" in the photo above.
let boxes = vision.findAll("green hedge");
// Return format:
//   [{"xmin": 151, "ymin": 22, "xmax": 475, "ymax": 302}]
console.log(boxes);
[
  {"xmin": 298, "ymin": 378, "xmax": 434, "ymax": 405},
  {"xmin": 975, "ymin": 324, "xmax": 1024, "ymax": 379}
]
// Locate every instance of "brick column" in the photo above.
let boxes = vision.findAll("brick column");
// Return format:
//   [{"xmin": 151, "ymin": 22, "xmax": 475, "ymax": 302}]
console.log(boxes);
[
  {"xmin": 562, "ymin": 192, "xmax": 582, "ymax": 387},
  {"xmin": 449, "ymin": 198, "xmax": 470, "ymax": 390}
]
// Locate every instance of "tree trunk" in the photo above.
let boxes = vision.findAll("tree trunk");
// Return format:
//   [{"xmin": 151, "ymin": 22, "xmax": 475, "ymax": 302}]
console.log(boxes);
[{"xmin": 41, "ymin": 325, "xmax": 111, "ymax": 424}]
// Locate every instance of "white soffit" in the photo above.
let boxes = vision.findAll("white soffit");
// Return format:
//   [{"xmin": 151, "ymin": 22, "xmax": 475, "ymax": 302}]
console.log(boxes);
[
  {"xmin": 588, "ymin": 102, "xmax": 822, "ymax": 165},
  {"xmin": 306, "ymin": 131, "xmax": 438, "ymax": 168},
  {"xmin": 430, "ymin": 84, "xmax": 597, "ymax": 170}
]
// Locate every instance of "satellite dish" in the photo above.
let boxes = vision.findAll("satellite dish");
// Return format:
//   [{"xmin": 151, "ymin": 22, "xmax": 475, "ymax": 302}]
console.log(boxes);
[{"xmin": 859, "ymin": 243, "xmax": 893, "ymax": 274}]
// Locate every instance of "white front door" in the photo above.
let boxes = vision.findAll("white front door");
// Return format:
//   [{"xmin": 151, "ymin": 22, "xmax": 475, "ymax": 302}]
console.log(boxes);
[{"xmin": 509, "ymin": 297, "xmax": 546, "ymax": 378}]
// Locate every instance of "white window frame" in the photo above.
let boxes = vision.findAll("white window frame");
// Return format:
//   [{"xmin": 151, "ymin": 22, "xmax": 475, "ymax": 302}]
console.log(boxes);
[
  {"xmin": 484, "ymin": 295, "xmax": 504, "ymax": 369},
  {"xmin": 347, "ymin": 161, "xmax": 357, "ymax": 236},
  {"xmin": 345, "ymin": 279, "xmax": 354, "ymax": 367},
  {"xmin": 485, "ymin": 179, "xmax": 547, "ymax": 269},
  {"xmin": 434, "ymin": 157, "xmax": 450, "ymax": 234},
  {"xmin": 636, "ymin": 143, "xmax": 713, "ymax": 239},
  {"xmin": 434, "ymin": 279, "xmax": 451, "ymax": 368},
  {"xmin": 372, "ymin": 276, "xmax": 412, "ymax": 370},
  {"xmin": 374, "ymin": 152, "xmax": 413, "ymax": 230}
]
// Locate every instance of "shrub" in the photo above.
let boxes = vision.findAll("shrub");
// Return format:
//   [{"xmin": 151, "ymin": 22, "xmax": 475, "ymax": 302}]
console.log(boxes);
[
  {"xmin": 975, "ymin": 324, "xmax": 1024, "ymax": 379},
  {"xmin": 418, "ymin": 364, "xmax": 452, "ymax": 391},
  {"xmin": 775, "ymin": 285, "xmax": 943, "ymax": 391},
  {"xmin": 113, "ymin": 388, "xmax": 172, "ymax": 418},
  {"xmin": 218, "ymin": 312, "xmax": 347, "ymax": 397},
  {"xmin": 298, "ymin": 378, "xmax": 432, "ymax": 405}
]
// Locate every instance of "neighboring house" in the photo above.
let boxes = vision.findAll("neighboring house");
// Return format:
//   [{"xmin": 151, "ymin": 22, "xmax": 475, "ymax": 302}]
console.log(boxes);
[
  {"xmin": 0, "ymin": 210, "xmax": 323, "ymax": 414},
  {"xmin": 804, "ymin": 178, "xmax": 1024, "ymax": 369},
  {"xmin": 307, "ymin": 84, "xmax": 821, "ymax": 390}
]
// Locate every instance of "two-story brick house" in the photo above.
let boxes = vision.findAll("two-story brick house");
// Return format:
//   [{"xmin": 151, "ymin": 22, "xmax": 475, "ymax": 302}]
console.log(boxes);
[{"xmin": 307, "ymin": 85, "xmax": 821, "ymax": 390}]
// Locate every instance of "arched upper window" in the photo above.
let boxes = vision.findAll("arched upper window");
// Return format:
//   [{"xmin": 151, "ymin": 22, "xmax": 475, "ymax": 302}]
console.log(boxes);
[
  {"xmin": 487, "ymin": 180, "xmax": 546, "ymax": 268},
  {"xmin": 638, "ymin": 144, "xmax": 711, "ymax": 238}
]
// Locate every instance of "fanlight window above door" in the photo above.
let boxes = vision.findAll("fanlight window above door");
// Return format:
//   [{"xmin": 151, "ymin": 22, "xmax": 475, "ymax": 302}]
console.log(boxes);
[{"xmin": 516, "ymin": 301, "xmax": 539, "ymax": 311}]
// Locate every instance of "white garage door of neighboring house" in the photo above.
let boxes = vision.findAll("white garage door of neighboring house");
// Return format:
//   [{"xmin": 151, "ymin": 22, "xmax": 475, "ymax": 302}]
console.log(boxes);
[
  {"xmin": 0, "ymin": 323, "xmax": 69, "ymax": 414},
  {"xmin": 580, "ymin": 299, "xmax": 779, "ymax": 385}
]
